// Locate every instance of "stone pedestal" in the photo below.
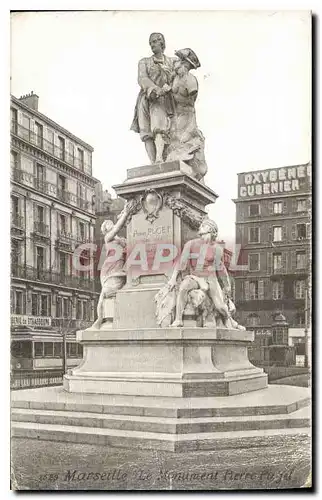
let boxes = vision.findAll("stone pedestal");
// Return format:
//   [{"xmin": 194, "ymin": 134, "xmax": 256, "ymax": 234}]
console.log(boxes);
[
  {"xmin": 112, "ymin": 161, "xmax": 218, "ymax": 329},
  {"xmin": 63, "ymin": 328, "xmax": 267, "ymax": 397}
]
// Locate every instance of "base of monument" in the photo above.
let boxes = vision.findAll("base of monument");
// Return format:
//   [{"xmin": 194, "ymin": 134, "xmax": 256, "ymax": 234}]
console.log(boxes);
[
  {"xmin": 11, "ymin": 385, "xmax": 310, "ymax": 452},
  {"xmin": 62, "ymin": 327, "xmax": 267, "ymax": 397}
]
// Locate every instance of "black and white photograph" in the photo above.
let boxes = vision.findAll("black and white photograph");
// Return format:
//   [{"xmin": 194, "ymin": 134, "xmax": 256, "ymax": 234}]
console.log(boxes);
[{"xmin": 9, "ymin": 9, "xmax": 312, "ymax": 491}]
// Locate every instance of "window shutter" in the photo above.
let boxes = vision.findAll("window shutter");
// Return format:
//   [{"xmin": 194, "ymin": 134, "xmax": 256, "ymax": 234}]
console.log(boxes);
[
  {"xmin": 268, "ymin": 225, "xmax": 273, "ymax": 242},
  {"xmin": 258, "ymin": 280, "xmax": 264, "ymax": 300},
  {"xmin": 283, "ymin": 201, "xmax": 288, "ymax": 213},
  {"xmin": 244, "ymin": 280, "xmax": 250, "ymax": 301},
  {"xmin": 291, "ymin": 251, "xmax": 297, "ymax": 271},
  {"xmin": 291, "ymin": 224, "xmax": 297, "ymax": 240},
  {"xmin": 307, "ymin": 223, "xmax": 311, "ymax": 241},
  {"xmin": 268, "ymin": 201, "xmax": 273, "ymax": 214},
  {"xmin": 22, "ymin": 291, "xmax": 26, "ymax": 314},
  {"xmin": 280, "ymin": 280, "xmax": 284, "ymax": 299},
  {"xmin": 282, "ymin": 252, "xmax": 287, "ymax": 273},
  {"xmin": 292, "ymin": 198, "xmax": 298, "ymax": 212},
  {"xmin": 282, "ymin": 225, "xmax": 287, "ymax": 241}
]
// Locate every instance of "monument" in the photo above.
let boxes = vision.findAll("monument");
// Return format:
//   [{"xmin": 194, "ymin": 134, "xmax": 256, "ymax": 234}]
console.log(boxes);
[{"xmin": 11, "ymin": 34, "xmax": 310, "ymax": 452}]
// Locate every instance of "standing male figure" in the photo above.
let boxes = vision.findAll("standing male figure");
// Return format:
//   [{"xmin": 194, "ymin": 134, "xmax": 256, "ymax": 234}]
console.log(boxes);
[{"xmin": 131, "ymin": 33, "xmax": 176, "ymax": 164}]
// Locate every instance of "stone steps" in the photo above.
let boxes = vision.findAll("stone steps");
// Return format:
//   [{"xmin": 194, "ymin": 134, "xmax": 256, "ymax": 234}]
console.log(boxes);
[
  {"xmin": 11, "ymin": 420, "xmax": 311, "ymax": 452},
  {"xmin": 11, "ymin": 406, "xmax": 310, "ymax": 434}
]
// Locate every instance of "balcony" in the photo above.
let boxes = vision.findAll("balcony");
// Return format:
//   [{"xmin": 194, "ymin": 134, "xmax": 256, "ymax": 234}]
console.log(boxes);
[
  {"xmin": 11, "ymin": 214, "xmax": 24, "ymax": 229},
  {"xmin": 11, "ymin": 265, "xmax": 95, "ymax": 291},
  {"xmin": 11, "ymin": 167, "xmax": 91, "ymax": 212},
  {"xmin": 51, "ymin": 318, "xmax": 93, "ymax": 330},
  {"xmin": 11, "ymin": 121, "xmax": 91, "ymax": 174},
  {"xmin": 33, "ymin": 221, "xmax": 50, "ymax": 239}
]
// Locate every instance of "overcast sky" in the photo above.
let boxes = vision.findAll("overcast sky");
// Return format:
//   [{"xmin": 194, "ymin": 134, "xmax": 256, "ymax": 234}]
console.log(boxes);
[{"xmin": 10, "ymin": 10, "xmax": 311, "ymax": 246}]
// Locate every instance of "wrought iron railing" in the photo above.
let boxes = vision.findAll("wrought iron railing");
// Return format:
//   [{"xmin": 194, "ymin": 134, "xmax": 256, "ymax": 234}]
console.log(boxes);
[
  {"xmin": 11, "ymin": 120, "xmax": 91, "ymax": 173},
  {"xmin": 11, "ymin": 167, "xmax": 91, "ymax": 211},
  {"xmin": 33, "ymin": 221, "xmax": 50, "ymax": 236},
  {"xmin": 11, "ymin": 265, "xmax": 95, "ymax": 291},
  {"xmin": 11, "ymin": 214, "xmax": 24, "ymax": 229}
]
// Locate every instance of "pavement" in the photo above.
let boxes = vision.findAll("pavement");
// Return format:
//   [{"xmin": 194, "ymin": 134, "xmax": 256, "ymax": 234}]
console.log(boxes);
[{"xmin": 11, "ymin": 435, "xmax": 311, "ymax": 491}]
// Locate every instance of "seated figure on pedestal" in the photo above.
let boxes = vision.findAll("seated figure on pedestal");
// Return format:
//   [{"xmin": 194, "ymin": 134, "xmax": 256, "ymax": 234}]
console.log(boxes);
[
  {"xmin": 92, "ymin": 201, "xmax": 134, "ymax": 329},
  {"xmin": 155, "ymin": 218, "xmax": 245, "ymax": 330}
]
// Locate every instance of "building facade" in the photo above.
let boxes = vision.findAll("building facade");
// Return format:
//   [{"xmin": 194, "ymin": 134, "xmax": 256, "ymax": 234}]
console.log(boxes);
[
  {"xmin": 234, "ymin": 163, "xmax": 311, "ymax": 354},
  {"xmin": 10, "ymin": 92, "xmax": 100, "ymax": 374}
]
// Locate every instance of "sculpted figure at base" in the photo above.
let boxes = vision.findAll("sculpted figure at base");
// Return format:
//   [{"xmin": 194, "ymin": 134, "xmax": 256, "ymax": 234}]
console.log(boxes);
[
  {"xmin": 131, "ymin": 33, "xmax": 176, "ymax": 164},
  {"xmin": 155, "ymin": 218, "xmax": 245, "ymax": 330},
  {"xmin": 92, "ymin": 201, "xmax": 134, "ymax": 329},
  {"xmin": 166, "ymin": 49, "xmax": 208, "ymax": 181}
]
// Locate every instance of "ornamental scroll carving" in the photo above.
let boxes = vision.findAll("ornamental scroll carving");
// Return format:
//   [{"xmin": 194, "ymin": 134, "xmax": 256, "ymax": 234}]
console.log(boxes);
[
  {"xmin": 123, "ymin": 190, "xmax": 205, "ymax": 230},
  {"xmin": 162, "ymin": 193, "xmax": 205, "ymax": 230}
]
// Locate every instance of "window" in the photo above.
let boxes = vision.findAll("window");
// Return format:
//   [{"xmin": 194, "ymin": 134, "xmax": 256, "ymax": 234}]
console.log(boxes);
[
  {"xmin": 296, "ymin": 224, "xmax": 307, "ymax": 240},
  {"xmin": 44, "ymin": 342, "xmax": 54, "ymax": 357},
  {"xmin": 57, "ymin": 296, "xmax": 71, "ymax": 318},
  {"xmin": 21, "ymin": 114, "xmax": 30, "ymax": 140},
  {"xmin": 273, "ymin": 202, "xmax": 282, "ymax": 214},
  {"xmin": 77, "ymin": 148, "xmax": 84, "ymax": 170},
  {"xmin": 31, "ymin": 293, "xmax": 38, "ymax": 315},
  {"xmin": 11, "ymin": 239, "xmax": 20, "ymax": 269},
  {"xmin": 11, "ymin": 341, "xmax": 32, "ymax": 358},
  {"xmin": 37, "ymin": 205, "xmax": 45, "ymax": 224},
  {"xmin": 11, "ymin": 196, "xmax": 20, "ymax": 221},
  {"xmin": 15, "ymin": 291, "xmax": 23, "ymax": 314},
  {"xmin": 249, "ymin": 204, "xmax": 260, "ymax": 217},
  {"xmin": 296, "ymin": 252, "xmax": 306, "ymax": 269},
  {"xmin": 249, "ymin": 227, "xmax": 260, "ymax": 243},
  {"xmin": 36, "ymin": 246, "xmax": 45, "ymax": 271},
  {"xmin": 13, "ymin": 290, "xmax": 25, "ymax": 314},
  {"xmin": 34, "ymin": 342, "xmax": 44, "ymax": 357},
  {"xmin": 58, "ymin": 137, "xmax": 65, "ymax": 160},
  {"xmin": 36, "ymin": 164, "xmax": 45, "ymax": 189},
  {"xmin": 59, "ymin": 252, "xmax": 68, "ymax": 276},
  {"xmin": 68, "ymin": 143, "xmax": 74, "ymax": 164},
  {"xmin": 272, "ymin": 281, "xmax": 283, "ymax": 300},
  {"xmin": 47, "ymin": 129, "xmax": 54, "ymax": 154},
  {"xmin": 11, "ymin": 151, "xmax": 18, "ymax": 170},
  {"xmin": 297, "ymin": 199, "xmax": 307, "ymax": 212},
  {"xmin": 295, "ymin": 280, "xmax": 306, "ymax": 299},
  {"xmin": 273, "ymin": 226, "xmax": 282, "ymax": 242},
  {"xmin": 247, "ymin": 314, "xmax": 260, "ymax": 327},
  {"xmin": 58, "ymin": 214, "xmax": 66, "ymax": 234},
  {"xmin": 273, "ymin": 253, "xmax": 282, "ymax": 272},
  {"xmin": 76, "ymin": 299, "xmax": 90, "ymax": 320},
  {"xmin": 53, "ymin": 342, "xmax": 62, "ymax": 357},
  {"xmin": 41, "ymin": 295, "xmax": 49, "ymax": 316},
  {"xmin": 249, "ymin": 281, "xmax": 258, "ymax": 300},
  {"xmin": 35, "ymin": 122, "xmax": 43, "ymax": 148},
  {"xmin": 11, "ymin": 108, "xmax": 17, "ymax": 133},
  {"xmin": 249, "ymin": 254, "xmax": 259, "ymax": 271},
  {"xmin": 78, "ymin": 222, "xmax": 85, "ymax": 242},
  {"xmin": 58, "ymin": 174, "xmax": 66, "ymax": 192},
  {"xmin": 295, "ymin": 312, "xmax": 305, "ymax": 327},
  {"xmin": 67, "ymin": 343, "xmax": 77, "ymax": 357}
]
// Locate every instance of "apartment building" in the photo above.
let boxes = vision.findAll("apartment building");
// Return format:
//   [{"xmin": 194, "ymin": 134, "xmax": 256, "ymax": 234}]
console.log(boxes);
[
  {"xmin": 234, "ymin": 163, "xmax": 311, "ymax": 353},
  {"xmin": 10, "ymin": 92, "xmax": 100, "ymax": 373}
]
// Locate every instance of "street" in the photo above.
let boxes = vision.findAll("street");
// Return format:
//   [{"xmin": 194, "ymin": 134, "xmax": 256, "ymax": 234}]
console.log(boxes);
[{"xmin": 11, "ymin": 435, "xmax": 311, "ymax": 491}]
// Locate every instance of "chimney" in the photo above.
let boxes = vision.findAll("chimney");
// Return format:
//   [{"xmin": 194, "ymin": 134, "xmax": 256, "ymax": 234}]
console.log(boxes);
[{"xmin": 19, "ymin": 91, "xmax": 39, "ymax": 111}]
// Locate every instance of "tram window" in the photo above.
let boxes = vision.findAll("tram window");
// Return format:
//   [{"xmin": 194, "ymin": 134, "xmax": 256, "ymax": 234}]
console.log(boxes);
[
  {"xmin": 67, "ymin": 343, "xmax": 77, "ymax": 357},
  {"xmin": 11, "ymin": 341, "xmax": 32, "ymax": 358},
  {"xmin": 44, "ymin": 342, "xmax": 54, "ymax": 357},
  {"xmin": 53, "ymin": 342, "xmax": 62, "ymax": 357},
  {"xmin": 77, "ymin": 344, "xmax": 83, "ymax": 357},
  {"xmin": 34, "ymin": 342, "xmax": 43, "ymax": 357}
]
